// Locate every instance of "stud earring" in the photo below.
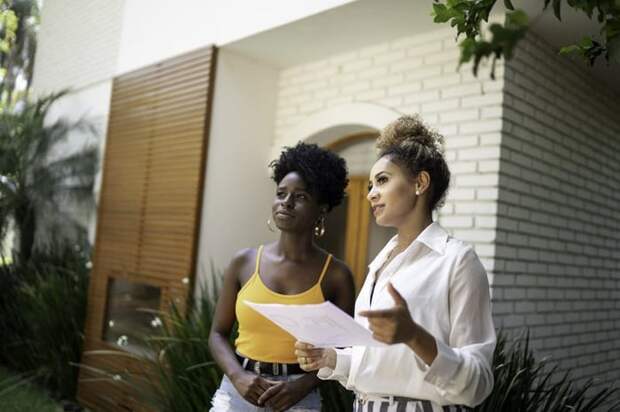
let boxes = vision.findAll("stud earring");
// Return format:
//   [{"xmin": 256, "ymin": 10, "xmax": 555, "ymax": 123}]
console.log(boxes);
[{"xmin": 415, "ymin": 189, "xmax": 420, "ymax": 196}]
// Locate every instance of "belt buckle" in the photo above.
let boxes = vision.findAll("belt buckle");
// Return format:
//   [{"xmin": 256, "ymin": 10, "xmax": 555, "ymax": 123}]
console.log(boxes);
[
  {"xmin": 253, "ymin": 361, "xmax": 261, "ymax": 375},
  {"xmin": 272, "ymin": 363, "xmax": 280, "ymax": 375},
  {"xmin": 359, "ymin": 393, "xmax": 368, "ymax": 405}
]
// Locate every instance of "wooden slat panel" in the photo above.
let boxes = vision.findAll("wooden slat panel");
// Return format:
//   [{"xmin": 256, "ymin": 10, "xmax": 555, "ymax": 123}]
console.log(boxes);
[
  {"xmin": 78, "ymin": 45, "xmax": 216, "ymax": 411},
  {"xmin": 109, "ymin": 95, "xmax": 208, "ymax": 126},
  {"xmin": 115, "ymin": 52, "xmax": 211, "ymax": 86},
  {"xmin": 112, "ymin": 74, "xmax": 210, "ymax": 107}
]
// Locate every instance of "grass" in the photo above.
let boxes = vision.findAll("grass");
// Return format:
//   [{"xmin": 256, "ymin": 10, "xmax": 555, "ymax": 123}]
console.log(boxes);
[{"xmin": 0, "ymin": 367, "xmax": 63, "ymax": 412}]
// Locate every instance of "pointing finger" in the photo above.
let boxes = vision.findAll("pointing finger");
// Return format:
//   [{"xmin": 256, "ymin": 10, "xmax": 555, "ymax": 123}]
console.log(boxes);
[
  {"xmin": 359, "ymin": 308, "xmax": 398, "ymax": 318},
  {"xmin": 387, "ymin": 282, "xmax": 407, "ymax": 306}
]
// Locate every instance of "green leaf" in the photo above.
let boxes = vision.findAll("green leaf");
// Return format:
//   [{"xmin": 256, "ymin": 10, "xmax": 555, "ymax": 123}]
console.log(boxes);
[
  {"xmin": 432, "ymin": 3, "xmax": 451, "ymax": 23},
  {"xmin": 607, "ymin": 36, "xmax": 620, "ymax": 64},
  {"xmin": 506, "ymin": 9, "xmax": 529, "ymax": 27},
  {"xmin": 559, "ymin": 45, "xmax": 581, "ymax": 55},
  {"xmin": 459, "ymin": 37, "xmax": 476, "ymax": 64},
  {"xmin": 604, "ymin": 17, "xmax": 620, "ymax": 39},
  {"xmin": 579, "ymin": 36, "xmax": 594, "ymax": 48}
]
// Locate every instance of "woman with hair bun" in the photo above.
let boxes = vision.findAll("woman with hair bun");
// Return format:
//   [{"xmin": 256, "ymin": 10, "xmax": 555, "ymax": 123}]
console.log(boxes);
[
  {"xmin": 295, "ymin": 115, "xmax": 496, "ymax": 412},
  {"xmin": 208, "ymin": 142, "xmax": 356, "ymax": 412}
]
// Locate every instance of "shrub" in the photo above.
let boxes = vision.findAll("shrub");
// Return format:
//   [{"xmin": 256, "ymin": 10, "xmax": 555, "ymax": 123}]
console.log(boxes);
[
  {"xmin": 0, "ymin": 242, "xmax": 90, "ymax": 400},
  {"xmin": 475, "ymin": 330, "xmax": 619, "ymax": 412}
]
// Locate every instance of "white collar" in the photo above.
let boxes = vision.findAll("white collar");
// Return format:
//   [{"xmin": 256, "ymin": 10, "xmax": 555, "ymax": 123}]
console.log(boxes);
[{"xmin": 368, "ymin": 222, "xmax": 449, "ymax": 272}]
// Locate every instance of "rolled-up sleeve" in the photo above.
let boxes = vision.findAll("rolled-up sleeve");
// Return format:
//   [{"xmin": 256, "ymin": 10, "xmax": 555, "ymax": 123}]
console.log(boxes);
[
  {"xmin": 317, "ymin": 347, "xmax": 352, "ymax": 387},
  {"xmin": 423, "ymin": 247, "xmax": 496, "ymax": 407}
]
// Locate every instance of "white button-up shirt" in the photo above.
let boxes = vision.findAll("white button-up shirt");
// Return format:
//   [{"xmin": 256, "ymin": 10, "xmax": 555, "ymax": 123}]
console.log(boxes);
[{"xmin": 318, "ymin": 222, "xmax": 496, "ymax": 408}]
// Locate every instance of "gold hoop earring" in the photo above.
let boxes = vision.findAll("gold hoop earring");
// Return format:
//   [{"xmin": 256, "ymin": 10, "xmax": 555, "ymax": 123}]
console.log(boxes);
[
  {"xmin": 314, "ymin": 216, "xmax": 326, "ymax": 237},
  {"xmin": 267, "ymin": 217, "xmax": 277, "ymax": 232}
]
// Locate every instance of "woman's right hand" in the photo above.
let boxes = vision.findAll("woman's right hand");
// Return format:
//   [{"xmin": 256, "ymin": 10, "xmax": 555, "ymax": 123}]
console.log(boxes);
[
  {"xmin": 231, "ymin": 370, "xmax": 275, "ymax": 406},
  {"xmin": 294, "ymin": 341, "xmax": 337, "ymax": 371}
]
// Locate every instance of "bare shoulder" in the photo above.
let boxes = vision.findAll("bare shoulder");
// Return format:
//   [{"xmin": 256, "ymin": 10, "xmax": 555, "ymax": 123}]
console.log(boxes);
[
  {"xmin": 326, "ymin": 256, "xmax": 353, "ymax": 282},
  {"xmin": 229, "ymin": 247, "xmax": 255, "ymax": 267},
  {"xmin": 226, "ymin": 247, "xmax": 259, "ymax": 284},
  {"xmin": 322, "ymin": 255, "xmax": 354, "ymax": 292},
  {"xmin": 321, "ymin": 255, "xmax": 355, "ymax": 314}
]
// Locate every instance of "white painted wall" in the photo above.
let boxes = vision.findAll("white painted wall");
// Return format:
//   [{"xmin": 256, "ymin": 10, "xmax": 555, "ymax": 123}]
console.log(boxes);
[
  {"xmin": 116, "ymin": 0, "xmax": 354, "ymax": 75},
  {"xmin": 43, "ymin": 81, "xmax": 114, "ymax": 245},
  {"xmin": 31, "ymin": 0, "xmax": 124, "ymax": 248},
  {"xmin": 195, "ymin": 49, "xmax": 280, "ymax": 291},
  {"xmin": 32, "ymin": 0, "xmax": 124, "ymax": 95}
]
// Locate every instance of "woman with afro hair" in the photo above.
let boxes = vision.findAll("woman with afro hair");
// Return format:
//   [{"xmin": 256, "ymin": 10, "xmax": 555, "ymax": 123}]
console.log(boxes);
[
  {"xmin": 209, "ymin": 142, "xmax": 356, "ymax": 412},
  {"xmin": 295, "ymin": 115, "xmax": 496, "ymax": 412}
]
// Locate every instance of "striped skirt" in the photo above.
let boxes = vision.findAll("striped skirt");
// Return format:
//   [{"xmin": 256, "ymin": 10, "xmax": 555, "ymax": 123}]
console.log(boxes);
[{"xmin": 354, "ymin": 395, "xmax": 473, "ymax": 412}]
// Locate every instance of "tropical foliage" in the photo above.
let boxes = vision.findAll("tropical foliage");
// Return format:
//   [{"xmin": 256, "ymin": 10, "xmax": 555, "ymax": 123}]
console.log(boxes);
[
  {"xmin": 0, "ymin": 0, "xmax": 39, "ymax": 109},
  {"xmin": 431, "ymin": 0, "xmax": 620, "ymax": 77},
  {"xmin": 0, "ymin": 367, "xmax": 63, "ymax": 412},
  {"xmin": 0, "ymin": 240, "xmax": 91, "ymax": 401},
  {"xmin": 0, "ymin": 90, "xmax": 98, "ymax": 261},
  {"xmin": 475, "ymin": 331, "xmax": 619, "ymax": 411}
]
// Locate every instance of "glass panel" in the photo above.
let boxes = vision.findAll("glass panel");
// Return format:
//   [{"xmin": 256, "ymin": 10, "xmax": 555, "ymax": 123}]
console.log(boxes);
[
  {"xmin": 316, "ymin": 195, "xmax": 348, "ymax": 261},
  {"xmin": 366, "ymin": 209, "xmax": 397, "ymax": 268},
  {"xmin": 102, "ymin": 278, "xmax": 162, "ymax": 354}
]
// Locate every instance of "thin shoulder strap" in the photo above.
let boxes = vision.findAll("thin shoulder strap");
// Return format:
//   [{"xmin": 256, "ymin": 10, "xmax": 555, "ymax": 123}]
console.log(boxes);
[
  {"xmin": 254, "ymin": 245, "xmax": 264, "ymax": 274},
  {"xmin": 317, "ymin": 254, "xmax": 333, "ymax": 284}
]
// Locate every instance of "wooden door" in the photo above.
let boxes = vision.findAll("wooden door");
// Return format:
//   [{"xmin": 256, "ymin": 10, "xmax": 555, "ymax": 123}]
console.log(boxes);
[
  {"xmin": 77, "ymin": 45, "xmax": 217, "ymax": 411},
  {"xmin": 343, "ymin": 177, "xmax": 371, "ymax": 290}
]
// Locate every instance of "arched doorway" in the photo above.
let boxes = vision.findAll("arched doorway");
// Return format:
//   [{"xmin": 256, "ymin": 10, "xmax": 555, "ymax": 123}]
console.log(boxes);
[{"xmin": 316, "ymin": 132, "xmax": 396, "ymax": 291}]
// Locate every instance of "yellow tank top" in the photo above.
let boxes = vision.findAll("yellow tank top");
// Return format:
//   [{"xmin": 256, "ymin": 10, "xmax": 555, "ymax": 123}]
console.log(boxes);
[{"xmin": 235, "ymin": 245, "xmax": 331, "ymax": 363}]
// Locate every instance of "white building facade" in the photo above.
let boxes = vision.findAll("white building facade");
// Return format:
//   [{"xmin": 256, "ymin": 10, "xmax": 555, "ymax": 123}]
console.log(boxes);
[{"xmin": 32, "ymin": 0, "xmax": 620, "ymax": 403}]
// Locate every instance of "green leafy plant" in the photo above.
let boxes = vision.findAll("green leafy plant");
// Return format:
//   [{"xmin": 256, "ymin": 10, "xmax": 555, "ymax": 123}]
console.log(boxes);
[
  {"xmin": 475, "ymin": 330, "xmax": 619, "ymax": 411},
  {"xmin": 81, "ymin": 268, "xmax": 228, "ymax": 412},
  {"xmin": 136, "ymin": 284, "xmax": 227, "ymax": 411},
  {"xmin": 0, "ymin": 90, "xmax": 98, "ymax": 261},
  {"xmin": 0, "ymin": 0, "xmax": 39, "ymax": 109},
  {"xmin": 0, "ymin": 367, "xmax": 62, "ymax": 412},
  {"xmin": 0, "ymin": 240, "xmax": 91, "ymax": 400},
  {"xmin": 432, "ymin": 0, "xmax": 620, "ymax": 77},
  {"xmin": 0, "ymin": 1, "xmax": 18, "ymax": 58},
  {"xmin": 0, "ymin": 369, "xmax": 33, "ymax": 398}
]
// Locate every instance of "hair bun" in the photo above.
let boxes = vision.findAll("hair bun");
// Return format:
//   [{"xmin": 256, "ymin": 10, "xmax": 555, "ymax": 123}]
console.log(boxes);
[{"xmin": 377, "ymin": 114, "xmax": 444, "ymax": 153}]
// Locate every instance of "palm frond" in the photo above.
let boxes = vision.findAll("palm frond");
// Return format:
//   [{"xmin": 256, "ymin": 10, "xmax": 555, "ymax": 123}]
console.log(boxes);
[{"xmin": 0, "ymin": 90, "xmax": 99, "ymax": 259}]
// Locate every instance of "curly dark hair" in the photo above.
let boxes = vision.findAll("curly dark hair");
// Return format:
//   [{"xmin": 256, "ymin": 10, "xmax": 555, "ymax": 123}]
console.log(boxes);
[
  {"xmin": 269, "ymin": 142, "xmax": 348, "ymax": 211},
  {"xmin": 376, "ymin": 115, "xmax": 450, "ymax": 211}
]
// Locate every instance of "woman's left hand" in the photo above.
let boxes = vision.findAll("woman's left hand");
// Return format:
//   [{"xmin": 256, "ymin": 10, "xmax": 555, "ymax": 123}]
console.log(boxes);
[
  {"xmin": 257, "ymin": 376, "xmax": 313, "ymax": 412},
  {"xmin": 358, "ymin": 282, "xmax": 418, "ymax": 345}
]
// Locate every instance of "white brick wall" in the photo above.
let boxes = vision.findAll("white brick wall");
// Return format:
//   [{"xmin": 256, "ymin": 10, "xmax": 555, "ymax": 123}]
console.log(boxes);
[
  {"xmin": 273, "ymin": 27, "xmax": 504, "ymax": 281},
  {"xmin": 32, "ymin": 0, "xmax": 124, "ymax": 94},
  {"xmin": 497, "ymin": 31, "xmax": 620, "ymax": 390}
]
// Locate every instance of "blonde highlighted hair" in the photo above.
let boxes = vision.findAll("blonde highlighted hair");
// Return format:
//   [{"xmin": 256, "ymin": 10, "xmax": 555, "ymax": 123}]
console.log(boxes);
[{"xmin": 377, "ymin": 115, "xmax": 450, "ymax": 210}]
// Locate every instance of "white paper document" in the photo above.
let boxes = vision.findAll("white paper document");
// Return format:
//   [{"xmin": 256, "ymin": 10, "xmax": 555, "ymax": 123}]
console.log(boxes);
[{"xmin": 244, "ymin": 300, "xmax": 384, "ymax": 347}]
